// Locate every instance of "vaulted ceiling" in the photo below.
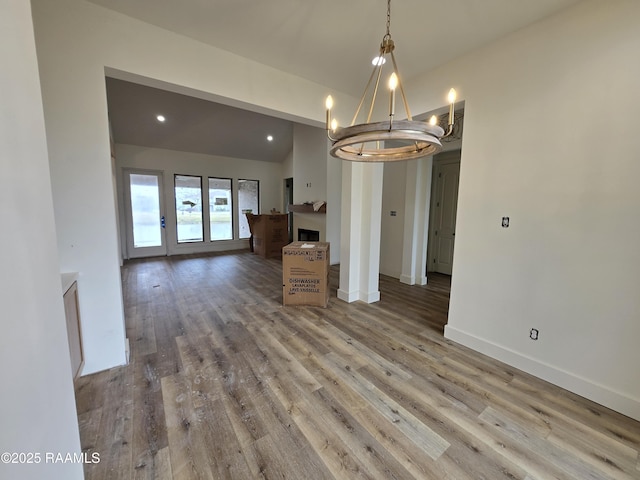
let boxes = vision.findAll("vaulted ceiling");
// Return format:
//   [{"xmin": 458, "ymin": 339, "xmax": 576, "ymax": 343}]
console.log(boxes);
[{"xmin": 99, "ymin": 0, "xmax": 583, "ymax": 161}]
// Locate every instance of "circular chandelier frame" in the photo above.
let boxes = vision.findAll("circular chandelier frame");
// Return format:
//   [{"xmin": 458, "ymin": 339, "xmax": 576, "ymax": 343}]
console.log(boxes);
[
  {"xmin": 325, "ymin": 0, "xmax": 456, "ymax": 162},
  {"xmin": 329, "ymin": 120, "xmax": 444, "ymax": 162}
]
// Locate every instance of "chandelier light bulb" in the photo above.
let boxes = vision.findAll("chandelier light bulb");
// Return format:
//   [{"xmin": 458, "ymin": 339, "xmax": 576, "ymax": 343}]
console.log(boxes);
[
  {"xmin": 388, "ymin": 72, "xmax": 398, "ymax": 118},
  {"xmin": 331, "ymin": 118, "xmax": 338, "ymax": 131},
  {"xmin": 388, "ymin": 72, "xmax": 398, "ymax": 91},
  {"xmin": 429, "ymin": 115, "xmax": 438, "ymax": 126},
  {"xmin": 325, "ymin": 95, "xmax": 334, "ymax": 110},
  {"xmin": 447, "ymin": 88, "xmax": 457, "ymax": 126},
  {"xmin": 325, "ymin": 95, "xmax": 334, "ymax": 130},
  {"xmin": 448, "ymin": 88, "xmax": 457, "ymax": 104}
]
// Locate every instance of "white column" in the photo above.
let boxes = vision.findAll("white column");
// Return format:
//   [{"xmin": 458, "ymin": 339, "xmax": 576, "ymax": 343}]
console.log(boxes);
[
  {"xmin": 400, "ymin": 156, "xmax": 433, "ymax": 285},
  {"xmin": 338, "ymin": 161, "xmax": 384, "ymax": 303}
]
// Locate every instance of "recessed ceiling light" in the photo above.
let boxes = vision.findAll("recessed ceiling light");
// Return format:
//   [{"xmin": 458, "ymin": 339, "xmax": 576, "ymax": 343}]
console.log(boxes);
[
  {"xmin": 156, "ymin": 115, "xmax": 166, "ymax": 122},
  {"xmin": 266, "ymin": 135, "xmax": 273, "ymax": 142},
  {"xmin": 371, "ymin": 56, "xmax": 386, "ymax": 66}
]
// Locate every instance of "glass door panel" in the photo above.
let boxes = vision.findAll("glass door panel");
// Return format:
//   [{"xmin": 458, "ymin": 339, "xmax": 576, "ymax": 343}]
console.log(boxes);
[
  {"xmin": 124, "ymin": 170, "xmax": 167, "ymax": 258},
  {"xmin": 130, "ymin": 174, "xmax": 162, "ymax": 247}
]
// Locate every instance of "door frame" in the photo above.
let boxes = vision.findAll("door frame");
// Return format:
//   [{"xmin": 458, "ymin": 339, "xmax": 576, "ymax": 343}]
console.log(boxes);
[
  {"xmin": 122, "ymin": 168, "xmax": 168, "ymax": 259},
  {"xmin": 284, "ymin": 177, "xmax": 293, "ymax": 243}
]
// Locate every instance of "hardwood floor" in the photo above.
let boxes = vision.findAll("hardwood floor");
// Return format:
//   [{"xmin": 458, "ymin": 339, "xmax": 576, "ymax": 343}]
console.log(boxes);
[{"xmin": 75, "ymin": 250, "xmax": 640, "ymax": 479}]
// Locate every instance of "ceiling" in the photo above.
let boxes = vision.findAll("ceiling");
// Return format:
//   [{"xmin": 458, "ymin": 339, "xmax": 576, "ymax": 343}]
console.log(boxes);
[
  {"xmin": 106, "ymin": 78, "xmax": 293, "ymax": 162},
  {"xmin": 100, "ymin": 0, "xmax": 583, "ymax": 161}
]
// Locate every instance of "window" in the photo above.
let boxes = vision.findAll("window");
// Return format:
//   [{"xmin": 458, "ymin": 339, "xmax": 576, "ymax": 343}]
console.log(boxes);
[
  {"xmin": 208, "ymin": 177, "xmax": 233, "ymax": 241},
  {"xmin": 175, "ymin": 175, "xmax": 203, "ymax": 243},
  {"xmin": 238, "ymin": 179, "xmax": 259, "ymax": 239}
]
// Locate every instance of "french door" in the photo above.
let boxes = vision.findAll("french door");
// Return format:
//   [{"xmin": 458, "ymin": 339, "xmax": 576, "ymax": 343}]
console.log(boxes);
[{"xmin": 123, "ymin": 169, "xmax": 167, "ymax": 258}]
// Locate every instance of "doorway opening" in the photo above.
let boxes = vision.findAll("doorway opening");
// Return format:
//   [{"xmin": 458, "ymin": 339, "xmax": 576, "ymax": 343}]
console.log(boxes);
[
  {"xmin": 284, "ymin": 177, "xmax": 294, "ymax": 243},
  {"xmin": 427, "ymin": 149, "xmax": 461, "ymax": 275}
]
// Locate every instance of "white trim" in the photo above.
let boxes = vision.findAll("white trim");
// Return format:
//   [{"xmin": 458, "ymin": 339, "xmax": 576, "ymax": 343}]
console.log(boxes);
[
  {"xmin": 444, "ymin": 325, "xmax": 640, "ymax": 422},
  {"xmin": 402, "ymin": 273, "xmax": 427, "ymax": 286},
  {"xmin": 399, "ymin": 274, "xmax": 415, "ymax": 285},
  {"xmin": 361, "ymin": 290, "xmax": 380, "ymax": 303},
  {"xmin": 337, "ymin": 288, "xmax": 380, "ymax": 304},
  {"xmin": 124, "ymin": 337, "xmax": 130, "ymax": 365},
  {"xmin": 337, "ymin": 288, "xmax": 359, "ymax": 303}
]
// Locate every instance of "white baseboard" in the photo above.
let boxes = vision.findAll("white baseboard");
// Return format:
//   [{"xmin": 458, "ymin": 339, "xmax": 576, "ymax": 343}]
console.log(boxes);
[
  {"xmin": 337, "ymin": 289, "xmax": 380, "ymax": 304},
  {"xmin": 444, "ymin": 325, "xmax": 640, "ymax": 421},
  {"xmin": 400, "ymin": 274, "xmax": 427, "ymax": 286},
  {"xmin": 124, "ymin": 337, "xmax": 130, "ymax": 364},
  {"xmin": 399, "ymin": 274, "xmax": 415, "ymax": 285},
  {"xmin": 337, "ymin": 289, "xmax": 359, "ymax": 303},
  {"xmin": 361, "ymin": 290, "xmax": 380, "ymax": 303}
]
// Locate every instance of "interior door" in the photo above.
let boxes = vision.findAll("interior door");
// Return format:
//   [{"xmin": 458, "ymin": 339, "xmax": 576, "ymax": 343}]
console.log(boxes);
[
  {"xmin": 431, "ymin": 159, "xmax": 460, "ymax": 275},
  {"xmin": 124, "ymin": 169, "xmax": 167, "ymax": 258}
]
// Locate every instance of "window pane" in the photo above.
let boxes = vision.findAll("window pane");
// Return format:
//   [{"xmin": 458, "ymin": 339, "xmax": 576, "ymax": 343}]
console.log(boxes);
[
  {"xmin": 238, "ymin": 179, "xmax": 259, "ymax": 239},
  {"xmin": 130, "ymin": 174, "xmax": 162, "ymax": 248},
  {"xmin": 209, "ymin": 177, "xmax": 232, "ymax": 241},
  {"xmin": 175, "ymin": 175, "xmax": 203, "ymax": 243}
]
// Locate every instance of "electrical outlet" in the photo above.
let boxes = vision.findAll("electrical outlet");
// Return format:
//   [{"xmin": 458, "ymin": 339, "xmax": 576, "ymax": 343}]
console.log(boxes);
[
  {"xmin": 529, "ymin": 328, "xmax": 539, "ymax": 340},
  {"xmin": 390, "ymin": 210, "xmax": 397, "ymax": 216},
  {"xmin": 502, "ymin": 217, "xmax": 510, "ymax": 228}
]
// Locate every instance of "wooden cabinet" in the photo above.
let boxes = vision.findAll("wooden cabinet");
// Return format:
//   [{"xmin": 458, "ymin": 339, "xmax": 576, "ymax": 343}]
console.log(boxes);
[
  {"xmin": 246, "ymin": 214, "xmax": 289, "ymax": 258},
  {"xmin": 62, "ymin": 278, "xmax": 84, "ymax": 379}
]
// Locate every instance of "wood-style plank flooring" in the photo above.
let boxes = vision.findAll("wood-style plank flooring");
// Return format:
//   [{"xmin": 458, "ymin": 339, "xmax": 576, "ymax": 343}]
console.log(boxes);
[{"xmin": 75, "ymin": 250, "xmax": 640, "ymax": 479}]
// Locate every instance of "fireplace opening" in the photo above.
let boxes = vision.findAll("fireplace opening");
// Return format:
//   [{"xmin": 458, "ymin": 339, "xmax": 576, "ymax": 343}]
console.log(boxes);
[{"xmin": 298, "ymin": 228, "xmax": 320, "ymax": 242}]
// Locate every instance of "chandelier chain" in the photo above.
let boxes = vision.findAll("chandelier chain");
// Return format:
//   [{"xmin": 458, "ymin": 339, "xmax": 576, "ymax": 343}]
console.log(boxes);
[{"xmin": 386, "ymin": 0, "xmax": 391, "ymax": 36}]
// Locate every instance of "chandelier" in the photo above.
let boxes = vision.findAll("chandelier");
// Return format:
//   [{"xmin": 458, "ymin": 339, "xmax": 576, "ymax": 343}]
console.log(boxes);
[{"xmin": 325, "ymin": 0, "xmax": 457, "ymax": 162}]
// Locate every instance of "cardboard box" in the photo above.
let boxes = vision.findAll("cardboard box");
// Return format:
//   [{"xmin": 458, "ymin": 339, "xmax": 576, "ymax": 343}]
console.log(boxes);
[
  {"xmin": 282, "ymin": 242, "xmax": 330, "ymax": 307},
  {"xmin": 248, "ymin": 214, "xmax": 289, "ymax": 258}
]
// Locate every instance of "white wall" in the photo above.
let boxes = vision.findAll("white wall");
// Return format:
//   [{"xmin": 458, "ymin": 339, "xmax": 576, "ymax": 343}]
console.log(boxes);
[
  {"xmin": 326, "ymin": 154, "xmax": 342, "ymax": 265},
  {"xmin": 291, "ymin": 124, "xmax": 328, "ymax": 242},
  {"xmin": 282, "ymin": 149, "xmax": 294, "ymax": 200},
  {"xmin": 282, "ymin": 150, "xmax": 294, "ymax": 178},
  {"xmin": 289, "ymin": 124, "xmax": 341, "ymax": 263},
  {"xmin": 0, "ymin": 1, "xmax": 83, "ymax": 478},
  {"xmin": 116, "ymin": 144, "xmax": 284, "ymax": 257},
  {"xmin": 380, "ymin": 162, "xmax": 408, "ymax": 278},
  {"xmin": 31, "ymin": 0, "xmax": 354, "ymax": 374},
  {"xmin": 406, "ymin": 0, "xmax": 640, "ymax": 419}
]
